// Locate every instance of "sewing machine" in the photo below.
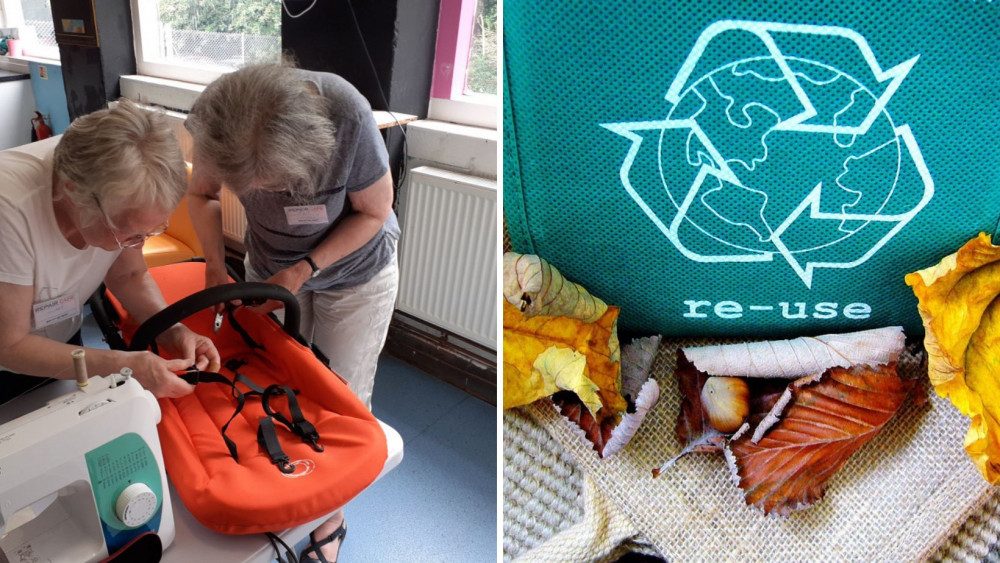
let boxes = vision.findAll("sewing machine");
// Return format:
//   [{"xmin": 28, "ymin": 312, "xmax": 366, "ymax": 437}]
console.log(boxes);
[{"xmin": 0, "ymin": 373, "xmax": 173, "ymax": 562}]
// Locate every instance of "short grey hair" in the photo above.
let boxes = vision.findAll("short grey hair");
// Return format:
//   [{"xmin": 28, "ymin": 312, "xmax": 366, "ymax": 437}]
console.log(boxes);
[
  {"xmin": 185, "ymin": 63, "xmax": 336, "ymax": 199},
  {"xmin": 54, "ymin": 98, "xmax": 187, "ymax": 228}
]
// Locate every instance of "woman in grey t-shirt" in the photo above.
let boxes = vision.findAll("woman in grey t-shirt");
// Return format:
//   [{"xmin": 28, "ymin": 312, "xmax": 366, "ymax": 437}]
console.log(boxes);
[{"xmin": 186, "ymin": 63, "xmax": 398, "ymax": 561}]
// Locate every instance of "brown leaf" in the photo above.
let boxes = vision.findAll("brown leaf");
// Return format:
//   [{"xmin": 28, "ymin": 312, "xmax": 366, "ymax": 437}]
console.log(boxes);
[
  {"xmin": 675, "ymin": 351, "xmax": 727, "ymax": 454},
  {"xmin": 727, "ymin": 362, "xmax": 914, "ymax": 516},
  {"xmin": 552, "ymin": 391, "xmax": 615, "ymax": 457},
  {"xmin": 662, "ymin": 353, "xmax": 788, "ymax": 475}
]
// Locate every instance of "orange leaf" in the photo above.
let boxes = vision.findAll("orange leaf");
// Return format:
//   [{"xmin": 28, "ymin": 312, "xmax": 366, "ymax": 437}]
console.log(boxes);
[
  {"xmin": 727, "ymin": 363, "xmax": 914, "ymax": 515},
  {"xmin": 502, "ymin": 300, "xmax": 627, "ymax": 417}
]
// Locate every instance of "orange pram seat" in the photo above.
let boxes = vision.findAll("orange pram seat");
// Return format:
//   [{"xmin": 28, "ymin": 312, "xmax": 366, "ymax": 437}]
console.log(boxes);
[{"xmin": 96, "ymin": 261, "xmax": 388, "ymax": 535}]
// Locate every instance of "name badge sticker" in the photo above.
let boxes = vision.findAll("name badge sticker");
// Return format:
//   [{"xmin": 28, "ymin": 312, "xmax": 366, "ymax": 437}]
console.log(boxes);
[
  {"xmin": 33, "ymin": 295, "xmax": 79, "ymax": 329},
  {"xmin": 284, "ymin": 205, "xmax": 329, "ymax": 226}
]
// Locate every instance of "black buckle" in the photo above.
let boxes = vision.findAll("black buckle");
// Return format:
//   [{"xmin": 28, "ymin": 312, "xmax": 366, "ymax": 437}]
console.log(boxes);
[{"xmin": 292, "ymin": 420, "xmax": 324, "ymax": 452}]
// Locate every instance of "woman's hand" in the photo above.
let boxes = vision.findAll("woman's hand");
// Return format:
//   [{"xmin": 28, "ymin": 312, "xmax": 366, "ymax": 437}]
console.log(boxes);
[
  {"xmin": 250, "ymin": 261, "xmax": 311, "ymax": 314},
  {"xmin": 156, "ymin": 323, "xmax": 222, "ymax": 372},
  {"xmin": 124, "ymin": 350, "xmax": 197, "ymax": 398},
  {"xmin": 205, "ymin": 264, "xmax": 238, "ymax": 313}
]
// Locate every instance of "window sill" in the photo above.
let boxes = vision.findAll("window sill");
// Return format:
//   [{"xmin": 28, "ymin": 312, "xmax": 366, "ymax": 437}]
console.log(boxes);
[
  {"xmin": 427, "ymin": 95, "xmax": 497, "ymax": 130},
  {"xmin": 406, "ymin": 120, "xmax": 497, "ymax": 179},
  {"xmin": 120, "ymin": 75, "xmax": 206, "ymax": 112},
  {"xmin": 7, "ymin": 54, "xmax": 60, "ymax": 66},
  {"xmin": 0, "ymin": 56, "xmax": 29, "ymax": 73}
]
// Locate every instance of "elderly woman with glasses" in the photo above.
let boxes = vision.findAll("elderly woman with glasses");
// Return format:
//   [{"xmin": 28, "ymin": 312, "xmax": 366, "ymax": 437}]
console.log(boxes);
[{"xmin": 0, "ymin": 99, "xmax": 220, "ymax": 404}]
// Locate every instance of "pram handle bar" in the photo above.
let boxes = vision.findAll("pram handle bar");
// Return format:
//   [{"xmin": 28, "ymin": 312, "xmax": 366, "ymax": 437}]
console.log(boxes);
[{"xmin": 128, "ymin": 282, "xmax": 301, "ymax": 352}]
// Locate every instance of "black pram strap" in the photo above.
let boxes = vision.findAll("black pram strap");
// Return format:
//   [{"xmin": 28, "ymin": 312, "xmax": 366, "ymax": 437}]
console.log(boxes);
[
  {"xmin": 258, "ymin": 417, "xmax": 294, "ymax": 474},
  {"xmin": 261, "ymin": 385, "xmax": 325, "ymax": 453},
  {"xmin": 179, "ymin": 369, "xmax": 324, "ymax": 474},
  {"xmin": 226, "ymin": 305, "xmax": 264, "ymax": 350},
  {"xmin": 180, "ymin": 371, "xmax": 245, "ymax": 463}
]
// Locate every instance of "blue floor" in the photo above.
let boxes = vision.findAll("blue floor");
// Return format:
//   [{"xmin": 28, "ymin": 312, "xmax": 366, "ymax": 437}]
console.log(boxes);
[
  {"xmin": 331, "ymin": 354, "xmax": 497, "ymax": 562},
  {"xmin": 80, "ymin": 310, "xmax": 498, "ymax": 562}
]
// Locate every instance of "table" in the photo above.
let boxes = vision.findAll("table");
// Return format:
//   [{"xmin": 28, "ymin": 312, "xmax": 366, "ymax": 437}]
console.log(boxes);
[
  {"xmin": 162, "ymin": 421, "xmax": 403, "ymax": 562},
  {"xmin": 373, "ymin": 111, "xmax": 417, "ymax": 130},
  {"xmin": 0, "ymin": 379, "xmax": 404, "ymax": 563}
]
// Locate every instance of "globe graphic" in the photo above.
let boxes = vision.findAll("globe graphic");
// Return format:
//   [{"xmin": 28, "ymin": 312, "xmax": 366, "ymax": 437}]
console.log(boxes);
[{"xmin": 659, "ymin": 56, "xmax": 903, "ymax": 254}]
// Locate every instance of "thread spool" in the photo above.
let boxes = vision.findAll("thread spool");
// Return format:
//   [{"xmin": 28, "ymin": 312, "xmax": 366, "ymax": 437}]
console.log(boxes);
[{"xmin": 71, "ymin": 349, "xmax": 88, "ymax": 387}]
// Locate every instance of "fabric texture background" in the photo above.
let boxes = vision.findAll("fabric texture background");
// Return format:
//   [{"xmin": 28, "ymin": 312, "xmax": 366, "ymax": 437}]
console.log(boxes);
[
  {"xmin": 502, "ymin": 338, "xmax": 999, "ymax": 561},
  {"xmin": 504, "ymin": 0, "xmax": 1000, "ymax": 339}
]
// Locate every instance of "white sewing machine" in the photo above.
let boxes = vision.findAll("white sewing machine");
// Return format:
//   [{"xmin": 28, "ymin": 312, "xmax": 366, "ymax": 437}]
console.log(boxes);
[{"xmin": 0, "ymin": 373, "xmax": 173, "ymax": 563}]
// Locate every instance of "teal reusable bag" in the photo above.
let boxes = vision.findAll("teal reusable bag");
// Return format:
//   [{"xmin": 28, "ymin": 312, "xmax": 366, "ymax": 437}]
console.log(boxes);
[{"xmin": 504, "ymin": 0, "xmax": 1000, "ymax": 338}]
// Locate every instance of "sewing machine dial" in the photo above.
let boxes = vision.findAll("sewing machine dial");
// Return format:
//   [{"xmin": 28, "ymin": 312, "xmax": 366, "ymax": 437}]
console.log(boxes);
[{"xmin": 115, "ymin": 482, "xmax": 158, "ymax": 527}]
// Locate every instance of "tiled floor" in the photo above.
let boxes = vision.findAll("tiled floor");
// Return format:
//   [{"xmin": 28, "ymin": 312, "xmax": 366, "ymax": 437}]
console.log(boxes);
[
  {"xmin": 329, "ymin": 354, "xmax": 497, "ymax": 562},
  {"xmin": 80, "ymin": 310, "xmax": 498, "ymax": 562}
]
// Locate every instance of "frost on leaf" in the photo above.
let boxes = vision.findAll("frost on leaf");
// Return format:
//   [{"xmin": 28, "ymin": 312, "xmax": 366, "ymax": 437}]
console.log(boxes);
[{"xmin": 727, "ymin": 362, "xmax": 914, "ymax": 516}]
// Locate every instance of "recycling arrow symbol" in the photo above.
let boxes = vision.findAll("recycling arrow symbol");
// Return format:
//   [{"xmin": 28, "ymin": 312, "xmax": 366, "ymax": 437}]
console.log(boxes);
[{"xmin": 603, "ymin": 21, "xmax": 934, "ymax": 288}]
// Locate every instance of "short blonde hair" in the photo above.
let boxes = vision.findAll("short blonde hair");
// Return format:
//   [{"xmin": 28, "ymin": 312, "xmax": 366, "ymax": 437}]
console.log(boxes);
[
  {"xmin": 185, "ymin": 63, "xmax": 336, "ymax": 199},
  {"xmin": 54, "ymin": 98, "xmax": 187, "ymax": 228}
]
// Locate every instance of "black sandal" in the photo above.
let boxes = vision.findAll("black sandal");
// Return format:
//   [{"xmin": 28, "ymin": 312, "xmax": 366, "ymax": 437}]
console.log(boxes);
[{"xmin": 301, "ymin": 519, "xmax": 347, "ymax": 563}]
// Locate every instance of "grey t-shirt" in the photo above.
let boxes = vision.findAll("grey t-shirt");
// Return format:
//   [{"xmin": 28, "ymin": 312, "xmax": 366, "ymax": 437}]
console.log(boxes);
[{"xmin": 240, "ymin": 70, "xmax": 399, "ymax": 290}]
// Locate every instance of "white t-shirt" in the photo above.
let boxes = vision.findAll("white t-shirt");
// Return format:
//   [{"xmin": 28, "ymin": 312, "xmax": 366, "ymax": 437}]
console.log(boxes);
[{"xmin": 0, "ymin": 141, "xmax": 119, "ymax": 345}]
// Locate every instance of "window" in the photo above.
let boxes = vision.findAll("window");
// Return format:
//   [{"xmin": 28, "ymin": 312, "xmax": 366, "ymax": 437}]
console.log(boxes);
[
  {"xmin": 131, "ymin": 0, "xmax": 280, "ymax": 85},
  {"xmin": 429, "ymin": 0, "xmax": 497, "ymax": 129},
  {"xmin": 2, "ymin": 0, "xmax": 59, "ymax": 59}
]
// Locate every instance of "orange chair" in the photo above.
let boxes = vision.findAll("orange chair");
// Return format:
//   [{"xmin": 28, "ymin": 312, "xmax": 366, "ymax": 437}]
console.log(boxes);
[{"xmin": 142, "ymin": 164, "xmax": 204, "ymax": 267}]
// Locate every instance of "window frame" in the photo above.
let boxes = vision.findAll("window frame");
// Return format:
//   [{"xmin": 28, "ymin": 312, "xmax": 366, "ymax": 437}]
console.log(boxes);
[
  {"xmin": 0, "ymin": 0, "xmax": 60, "ymax": 61},
  {"xmin": 428, "ymin": 0, "xmax": 496, "ymax": 130},
  {"xmin": 129, "ymin": 0, "xmax": 241, "ymax": 85}
]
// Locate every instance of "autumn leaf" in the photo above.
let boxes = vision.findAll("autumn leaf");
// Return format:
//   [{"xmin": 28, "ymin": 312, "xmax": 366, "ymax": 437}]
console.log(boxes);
[
  {"xmin": 602, "ymin": 336, "xmax": 664, "ymax": 458},
  {"xmin": 503, "ymin": 252, "xmax": 607, "ymax": 322},
  {"xmin": 661, "ymin": 352, "xmax": 787, "ymax": 475},
  {"xmin": 726, "ymin": 362, "xmax": 914, "ymax": 516},
  {"xmin": 534, "ymin": 346, "xmax": 602, "ymax": 417},
  {"xmin": 906, "ymin": 233, "xmax": 1000, "ymax": 482},
  {"xmin": 682, "ymin": 327, "xmax": 905, "ymax": 379},
  {"xmin": 502, "ymin": 300, "xmax": 627, "ymax": 416},
  {"xmin": 621, "ymin": 335, "xmax": 661, "ymax": 405},
  {"xmin": 552, "ymin": 391, "xmax": 615, "ymax": 456},
  {"xmin": 674, "ymin": 351, "xmax": 728, "ymax": 455},
  {"xmin": 603, "ymin": 378, "xmax": 660, "ymax": 458}
]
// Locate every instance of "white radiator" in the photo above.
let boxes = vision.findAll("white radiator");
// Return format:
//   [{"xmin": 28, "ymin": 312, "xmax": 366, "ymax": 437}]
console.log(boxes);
[
  {"xmin": 220, "ymin": 188, "xmax": 247, "ymax": 245},
  {"xmin": 397, "ymin": 166, "xmax": 497, "ymax": 349}
]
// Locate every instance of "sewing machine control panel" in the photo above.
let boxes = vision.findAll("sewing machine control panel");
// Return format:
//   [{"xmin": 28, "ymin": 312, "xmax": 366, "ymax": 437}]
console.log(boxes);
[
  {"xmin": 85, "ymin": 431, "xmax": 165, "ymax": 551},
  {"xmin": 115, "ymin": 483, "xmax": 158, "ymax": 527}
]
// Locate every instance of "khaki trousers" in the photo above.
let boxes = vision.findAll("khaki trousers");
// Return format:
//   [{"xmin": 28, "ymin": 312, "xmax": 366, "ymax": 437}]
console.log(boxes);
[{"xmin": 247, "ymin": 254, "xmax": 398, "ymax": 410}]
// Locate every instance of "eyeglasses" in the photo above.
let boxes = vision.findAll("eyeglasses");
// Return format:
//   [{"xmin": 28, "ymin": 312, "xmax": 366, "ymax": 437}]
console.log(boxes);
[{"xmin": 92, "ymin": 196, "xmax": 169, "ymax": 249}]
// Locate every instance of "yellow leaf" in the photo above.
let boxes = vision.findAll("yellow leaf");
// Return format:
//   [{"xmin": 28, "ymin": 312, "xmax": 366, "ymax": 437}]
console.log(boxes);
[
  {"xmin": 906, "ymin": 233, "xmax": 1000, "ymax": 482},
  {"xmin": 533, "ymin": 347, "xmax": 602, "ymax": 416},
  {"xmin": 502, "ymin": 359, "xmax": 557, "ymax": 410},
  {"xmin": 502, "ymin": 300, "xmax": 627, "ymax": 418}
]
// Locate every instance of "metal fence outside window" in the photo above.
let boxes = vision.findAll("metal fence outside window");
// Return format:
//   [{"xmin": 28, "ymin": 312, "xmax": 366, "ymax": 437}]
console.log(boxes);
[
  {"xmin": 161, "ymin": 26, "xmax": 280, "ymax": 68},
  {"xmin": 25, "ymin": 19, "xmax": 56, "ymax": 47}
]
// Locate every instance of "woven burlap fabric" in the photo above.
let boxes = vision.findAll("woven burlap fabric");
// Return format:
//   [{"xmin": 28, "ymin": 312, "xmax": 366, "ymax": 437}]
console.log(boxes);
[
  {"xmin": 503, "ymin": 409, "xmax": 663, "ymax": 562},
  {"xmin": 505, "ymin": 338, "xmax": 998, "ymax": 561}
]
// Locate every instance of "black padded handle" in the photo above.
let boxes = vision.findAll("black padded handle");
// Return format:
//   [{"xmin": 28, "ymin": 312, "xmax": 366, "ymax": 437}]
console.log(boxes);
[{"xmin": 128, "ymin": 282, "xmax": 300, "ymax": 352}]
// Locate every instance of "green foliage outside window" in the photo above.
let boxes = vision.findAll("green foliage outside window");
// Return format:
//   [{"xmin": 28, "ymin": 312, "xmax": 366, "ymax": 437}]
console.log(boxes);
[
  {"xmin": 158, "ymin": 0, "xmax": 281, "ymax": 36},
  {"xmin": 466, "ymin": 0, "xmax": 497, "ymax": 96}
]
